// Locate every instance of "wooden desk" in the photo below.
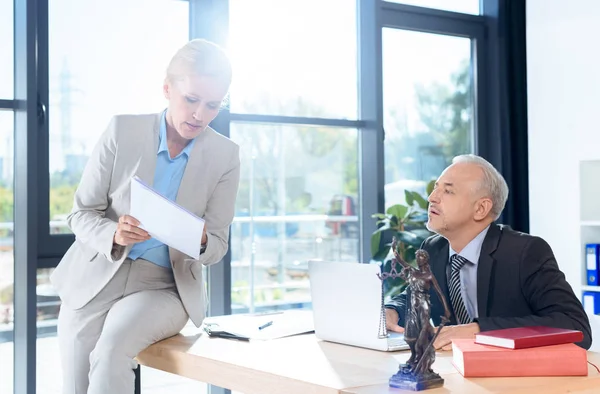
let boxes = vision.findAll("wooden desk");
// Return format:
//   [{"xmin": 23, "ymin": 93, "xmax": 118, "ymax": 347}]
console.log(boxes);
[{"xmin": 137, "ymin": 332, "xmax": 600, "ymax": 394}]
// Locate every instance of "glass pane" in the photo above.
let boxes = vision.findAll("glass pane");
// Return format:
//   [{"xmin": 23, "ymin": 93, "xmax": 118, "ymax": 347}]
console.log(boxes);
[
  {"xmin": 0, "ymin": 111, "xmax": 14, "ymax": 394},
  {"xmin": 230, "ymin": 123, "xmax": 359, "ymax": 314},
  {"xmin": 48, "ymin": 0, "xmax": 188, "ymax": 234},
  {"xmin": 383, "ymin": 28, "xmax": 473, "ymax": 209},
  {"xmin": 0, "ymin": 0, "xmax": 14, "ymax": 98},
  {"xmin": 36, "ymin": 268, "xmax": 62, "ymax": 394},
  {"xmin": 387, "ymin": 0, "xmax": 480, "ymax": 15},
  {"xmin": 229, "ymin": 0, "xmax": 357, "ymax": 119}
]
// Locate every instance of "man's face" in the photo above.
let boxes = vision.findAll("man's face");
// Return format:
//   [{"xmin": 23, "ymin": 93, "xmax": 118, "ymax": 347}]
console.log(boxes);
[{"xmin": 426, "ymin": 162, "xmax": 486, "ymax": 235}]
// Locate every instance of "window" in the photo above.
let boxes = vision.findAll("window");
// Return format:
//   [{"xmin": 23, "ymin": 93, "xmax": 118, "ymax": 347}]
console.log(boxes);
[
  {"xmin": 227, "ymin": 0, "xmax": 361, "ymax": 315},
  {"xmin": 230, "ymin": 123, "xmax": 359, "ymax": 312},
  {"xmin": 387, "ymin": 0, "xmax": 480, "ymax": 15},
  {"xmin": 0, "ymin": 111, "xmax": 13, "ymax": 394},
  {"xmin": 48, "ymin": 0, "xmax": 188, "ymax": 234},
  {"xmin": 229, "ymin": 123, "xmax": 359, "ymax": 311},
  {"xmin": 36, "ymin": 268, "xmax": 62, "ymax": 393},
  {"xmin": 228, "ymin": 0, "xmax": 357, "ymax": 119},
  {"xmin": 382, "ymin": 28, "xmax": 474, "ymax": 208},
  {"xmin": 0, "ymin": 0, "xmax": 13, "ymax": 99}
]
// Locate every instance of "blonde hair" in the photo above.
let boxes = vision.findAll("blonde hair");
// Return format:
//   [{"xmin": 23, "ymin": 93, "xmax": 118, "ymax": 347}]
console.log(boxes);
[
  {"xmin": 166, "ymin": 39, "xmax": 232, "ymax": 90},
  {"xmin": 452, "ymin": 154, "xmax": 509, "ymax": 220}
]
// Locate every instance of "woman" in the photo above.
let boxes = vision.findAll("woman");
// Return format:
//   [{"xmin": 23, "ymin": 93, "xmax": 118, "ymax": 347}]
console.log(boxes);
[{"xmin": 50, "ymin": 39, "xmax": 240, "ymax": 394}]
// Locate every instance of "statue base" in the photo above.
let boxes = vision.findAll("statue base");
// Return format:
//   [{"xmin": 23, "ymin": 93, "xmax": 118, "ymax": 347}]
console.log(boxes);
[{"xmin": 388, "ymin": 364, "xmax": 444, "ymax": 391}]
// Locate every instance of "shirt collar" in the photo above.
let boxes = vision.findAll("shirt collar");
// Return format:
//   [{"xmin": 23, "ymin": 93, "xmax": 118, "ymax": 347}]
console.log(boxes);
[
  {"xmin": 157, "ymin": 110, "xmax": 196, "ymax": 158},
  {"xmin": 448, "ymin": 225, "xmax": 490, "ymax": 265}
]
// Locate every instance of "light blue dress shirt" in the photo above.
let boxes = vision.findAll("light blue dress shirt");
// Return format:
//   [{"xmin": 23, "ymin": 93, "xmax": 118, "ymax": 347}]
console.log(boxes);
[
  {"xmin": 128, "ymin": 110, "xmax": 196, "ymax": 268},
  {"xmin": 448, "ymin": 225, "xmax": 490, "ymax": 320}
]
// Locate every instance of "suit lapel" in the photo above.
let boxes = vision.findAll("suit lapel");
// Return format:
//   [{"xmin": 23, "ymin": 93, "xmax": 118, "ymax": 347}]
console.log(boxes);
[
  {"xmin": 169, "ymin": 128, "xmax": 211, "ymax": 261},
  {"xmin": 477, "ymin": 224, "xmax": 501, "ymax": 318},
  {"xmin": 135, "ymin": 113, "xmax": 161, "ymax": 187},
  {"xmin": 432, "ymin": 243, "xmax": 450, "ymax": 300},
  {"xmin": 430, "ymin": 241, "xmax": 452, "ymax": 322},
  {"xmin": 176, "ymin": 129, "xmax": 209, "ymax": 213}
]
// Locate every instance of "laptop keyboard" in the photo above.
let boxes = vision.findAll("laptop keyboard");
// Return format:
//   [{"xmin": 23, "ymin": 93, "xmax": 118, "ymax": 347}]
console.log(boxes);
[
  {"xmin": 386, "ymin": 332, "xmax": 407, "ymax": 347},
  {"xmin": 387, "ymin": 337, "xmax": 407, "ymax": 347}
]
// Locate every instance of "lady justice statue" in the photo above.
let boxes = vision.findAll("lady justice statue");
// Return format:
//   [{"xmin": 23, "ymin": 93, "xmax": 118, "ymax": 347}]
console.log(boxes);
[{"xmin": 382, "ymin": 237, "xmax": 452, "ymax": 391}]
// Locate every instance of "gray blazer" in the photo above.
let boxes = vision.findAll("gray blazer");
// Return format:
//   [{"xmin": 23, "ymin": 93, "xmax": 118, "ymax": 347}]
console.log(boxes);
[{"xmin": 50, "ymin": 113, "xmax": 241, "ymax": 327}]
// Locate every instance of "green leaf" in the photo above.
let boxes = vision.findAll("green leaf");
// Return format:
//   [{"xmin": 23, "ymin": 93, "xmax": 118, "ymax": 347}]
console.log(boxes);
[
  {"xmin": 410, "ymin": 229, "xmax": 433, "ymax": 248},
  {"xmin": 403, "ymin": 245, "xmax": 417, "ymax": 265},
  {"xmin": 412, "ymin": 192, "xmax": 429, "ymax": 210},
  {"xmin": 371, "ymin": 213, "xmax": 387, "ymax": 220},
  {"xmin": 411, "ymin": 228, "xmax": 433, "ymax": 239},
  {"xmin": 426, "ymin": 179, "xmax": 435, "ymax": 196},
  {"xmin": 389, "ymin": 215, "xmax": 399, "ymax": 229},
  {"xmin": 373, "ymin": 245, "xmax": 391, "ymax": 261},
  {"xmin": 394, "ymin": 231, "xmax": 424, "ymax": 248},
  {"xmin": 404, "ymin": 190, "xmax": 415, "ymax": 207},
  {"xmin": 371, "ymin": 231, "xmax": 382, "ymax": 258},
  {"xmin": 386, "ymin": 204, "xmax": 408, "ymax": 220},
  {"xmin": 374, "ymin": 223, "xmax": 391, "ymax": 234}
]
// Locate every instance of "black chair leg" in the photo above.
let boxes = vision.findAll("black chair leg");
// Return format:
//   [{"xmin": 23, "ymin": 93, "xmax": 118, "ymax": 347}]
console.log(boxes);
[{"xmin": 134, "ymin": 365, "xmax": 141, "ymax": 394}]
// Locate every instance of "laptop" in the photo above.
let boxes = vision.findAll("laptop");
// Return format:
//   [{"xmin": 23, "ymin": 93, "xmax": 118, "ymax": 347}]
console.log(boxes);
[{"xmin": 308, "ymin": 260, "xmax": 409, "ymax": 352}]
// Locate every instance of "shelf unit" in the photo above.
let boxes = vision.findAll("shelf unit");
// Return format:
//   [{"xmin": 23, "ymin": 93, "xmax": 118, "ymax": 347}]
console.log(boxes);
[
  {"xmin": 579, "ymin": 161, "xmax": 600, "ymax": 347},
  {"xmin": 580, "ymin": 221, "xmax": 600, "ymax": 227}
]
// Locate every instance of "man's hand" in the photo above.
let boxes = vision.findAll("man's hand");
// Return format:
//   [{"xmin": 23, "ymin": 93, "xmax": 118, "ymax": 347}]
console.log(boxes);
[
  {"xmin": 433, "ymin": 322, "xmax": 480, "ymax": 351},
  {"xmin": 385, "ymin": 308, "xmax": 404, "ymax": 333},
  {"xmin": 113, "ymin": 215, "xmax": 151, "ymax": 246}
]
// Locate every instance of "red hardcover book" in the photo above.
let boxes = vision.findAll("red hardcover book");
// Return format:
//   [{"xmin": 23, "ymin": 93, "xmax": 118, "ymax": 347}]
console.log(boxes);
[
  {"xmin": 474, "ymin": 326, "xmax": 584, "ymax": 349},
  {"xmin": 452, "ymin": 339, "xmax": 588, "ymax": 377}
]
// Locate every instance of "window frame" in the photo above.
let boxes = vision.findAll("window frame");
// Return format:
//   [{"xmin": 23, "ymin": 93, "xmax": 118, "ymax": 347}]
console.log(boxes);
[{"xmin": 10, "ymin": 1, "xmax": 510, "ymax": 394}]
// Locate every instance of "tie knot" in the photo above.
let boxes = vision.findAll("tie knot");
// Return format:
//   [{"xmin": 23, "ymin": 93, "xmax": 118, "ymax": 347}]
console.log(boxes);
[{"xmin": 451, "ymin": 254, "xmax": 469, "ymax": 271}]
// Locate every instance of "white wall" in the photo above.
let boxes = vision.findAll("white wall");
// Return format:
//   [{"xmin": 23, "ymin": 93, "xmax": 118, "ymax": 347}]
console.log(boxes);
[{"xmin": 527, "ymin": 0, "xmax": 600, "ymax": 297}]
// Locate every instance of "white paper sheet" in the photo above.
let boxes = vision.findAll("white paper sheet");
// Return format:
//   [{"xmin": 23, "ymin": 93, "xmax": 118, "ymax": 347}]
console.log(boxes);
[
  {"xmin": 129, "ymin": 176, "xmax": 205, "ymax": 259},
  {"xmin": 202, "ymin": 310, "xmax": 315, "ymax": 340}
]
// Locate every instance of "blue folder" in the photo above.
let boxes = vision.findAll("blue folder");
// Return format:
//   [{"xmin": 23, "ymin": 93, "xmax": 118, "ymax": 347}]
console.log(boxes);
[{"xmin": 585, "ymin": 243, "xmax": 600, "ymax": 286}]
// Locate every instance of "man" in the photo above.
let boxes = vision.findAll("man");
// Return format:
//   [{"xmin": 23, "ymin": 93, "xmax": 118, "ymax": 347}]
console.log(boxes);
[{"xmin": 385, "ymin": 154, "xmax": 592, "ymax": 350}]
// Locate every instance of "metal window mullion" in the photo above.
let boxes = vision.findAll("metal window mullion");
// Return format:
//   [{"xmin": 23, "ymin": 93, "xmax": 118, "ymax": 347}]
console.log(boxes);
[
  {"xmin": 13, "ymin": 0, "xmax": 40, "ymax": 393},
  {"xmin": 189, "ymin": 1, "xmax": 231, "ymax": 393},
  {"xmin": 358, "ymin": 0, "xmax": 384, "ymax": 265},
  {"xmin": 0, "ymin": 99, "xmax": 16, "ymax": 109},
  {"xmin": 381, "ymin": 5, "xmax": 485, "ymax": 38},
  {"xmin": 230, "ymin": 113, "xmax": 364, "ymax": 128},
  {"xmin": 381, "ymin": 1, "xmax": 484, "ymax": 24}
]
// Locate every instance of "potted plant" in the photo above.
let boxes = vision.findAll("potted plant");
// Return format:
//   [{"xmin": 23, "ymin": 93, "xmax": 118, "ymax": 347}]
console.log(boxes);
[{"xmin": 371, "ymin": 180, "xmax": 435, "ymax": 298}]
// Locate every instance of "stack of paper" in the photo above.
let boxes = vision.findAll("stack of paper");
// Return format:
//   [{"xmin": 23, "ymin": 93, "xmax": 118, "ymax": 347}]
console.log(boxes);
[{"xmin": 202, "ymin": 310, "xmax": 315, "ymax": 341}]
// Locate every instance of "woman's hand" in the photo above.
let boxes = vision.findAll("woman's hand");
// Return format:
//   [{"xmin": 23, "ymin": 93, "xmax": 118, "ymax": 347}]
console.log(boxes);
[{"xmin": 113, "ymin": 215, "xmax": 151, "ymax": 246}]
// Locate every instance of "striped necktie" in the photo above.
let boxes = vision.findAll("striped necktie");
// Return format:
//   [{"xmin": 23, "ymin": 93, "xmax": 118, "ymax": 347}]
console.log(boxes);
[{"xmin": 449, "ymin": 254, "xmax": 471, "ymax": 325}]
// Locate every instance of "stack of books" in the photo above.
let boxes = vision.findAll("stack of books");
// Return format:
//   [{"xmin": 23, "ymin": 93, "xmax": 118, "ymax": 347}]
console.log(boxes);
[{"xmin": 452, "ymin": 326, "xmax": 587, "ymax": 377}]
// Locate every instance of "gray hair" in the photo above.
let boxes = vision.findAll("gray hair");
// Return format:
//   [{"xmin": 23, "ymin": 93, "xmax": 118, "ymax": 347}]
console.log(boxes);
[
  {"xmin": 166, "ymin": 39, "xmax": 232, "ymax": 89},
  {"xmin": 452, "ymin": 154, "xmax": 509, "ymax": 220}
]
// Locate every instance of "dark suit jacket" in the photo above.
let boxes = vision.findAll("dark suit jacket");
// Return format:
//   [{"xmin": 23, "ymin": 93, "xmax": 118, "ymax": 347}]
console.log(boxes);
[{"xmin": 385, "ymin": 224, "xmax": 592, "ymax": 349}]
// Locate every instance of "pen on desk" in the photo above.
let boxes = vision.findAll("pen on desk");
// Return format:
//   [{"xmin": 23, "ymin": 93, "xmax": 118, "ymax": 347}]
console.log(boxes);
[{"xmin": 258, "ymin": 321, "xmax": 273, "ymax": 330}]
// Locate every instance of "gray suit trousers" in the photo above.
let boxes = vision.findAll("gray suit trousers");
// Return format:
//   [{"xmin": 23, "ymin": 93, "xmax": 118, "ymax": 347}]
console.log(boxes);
[{"xmin": 57, "ymin": 259, "xmax": 189, "ymax": 394}]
